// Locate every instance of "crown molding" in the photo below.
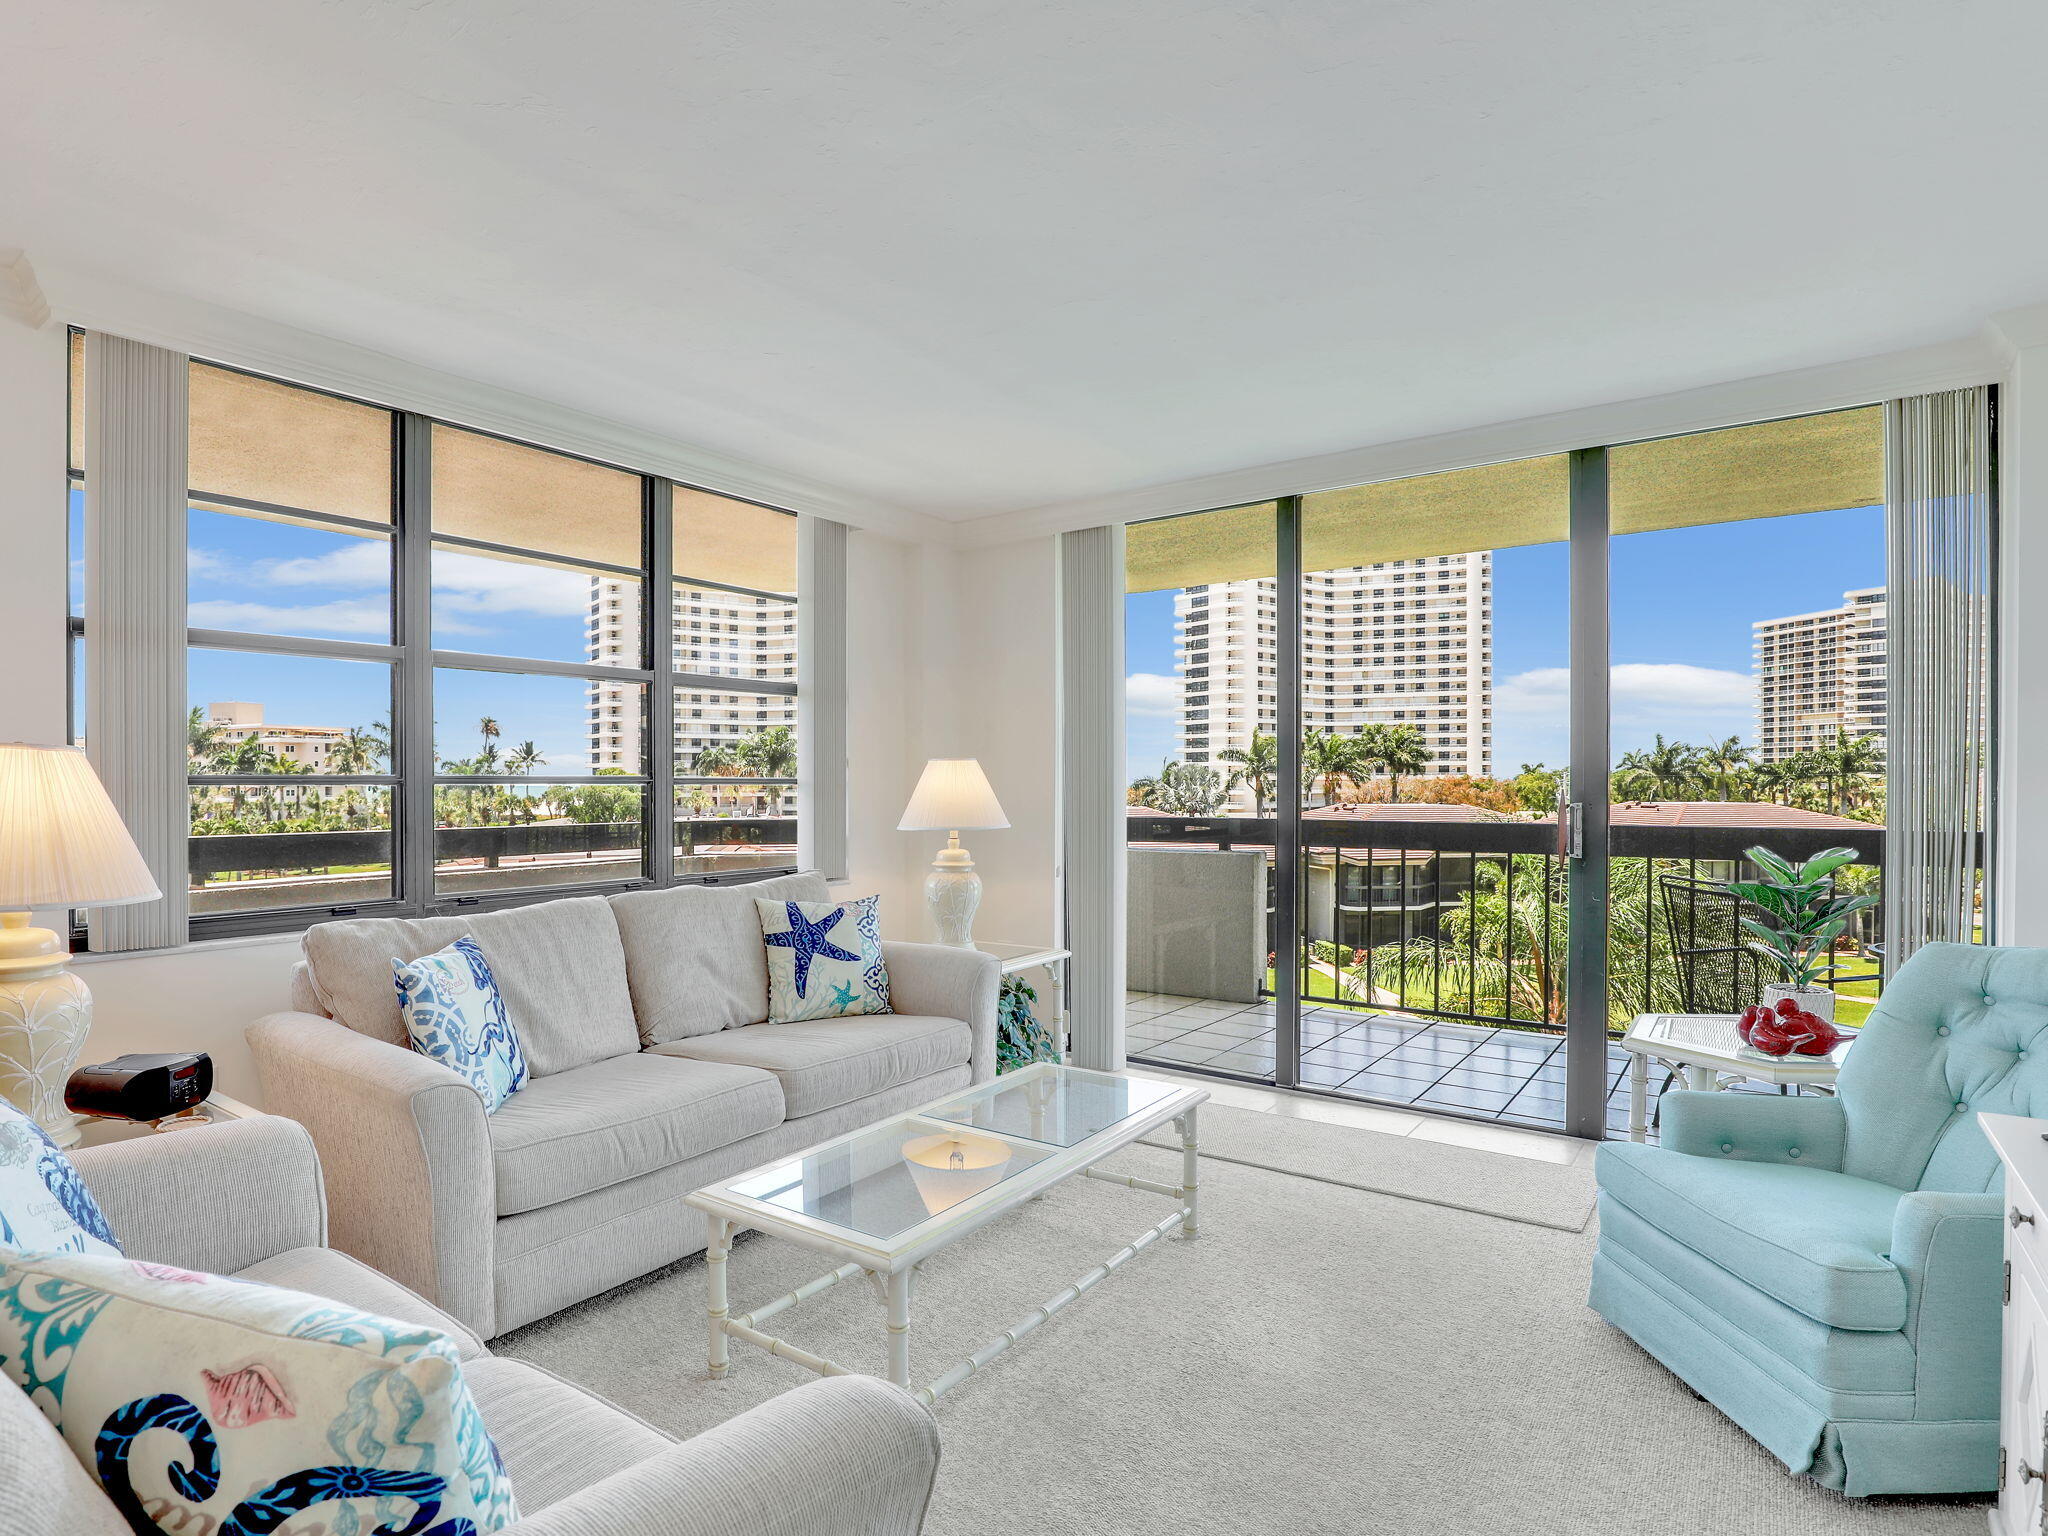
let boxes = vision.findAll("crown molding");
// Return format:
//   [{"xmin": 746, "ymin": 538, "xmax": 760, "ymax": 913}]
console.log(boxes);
[
  {"xmin": 31, "ymin": 258, "xmax": 952, "ymax": 546},
  {"xmin": 951, "ymin": 329, "xmax": 2011, "ymax": 547},
  {"xmin": 0, "ymin": 249, "xmax": 49, "ymax": 330},
  {"xmin": 1988, "ymin": 303, "xmax": 2048, "ymax": 360}
]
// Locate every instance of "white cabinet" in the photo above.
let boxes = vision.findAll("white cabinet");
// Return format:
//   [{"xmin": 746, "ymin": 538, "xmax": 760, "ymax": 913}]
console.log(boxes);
[{"xmin": 1987, "ymin": 1113, "xmax": 2048, "ymax": 1536}]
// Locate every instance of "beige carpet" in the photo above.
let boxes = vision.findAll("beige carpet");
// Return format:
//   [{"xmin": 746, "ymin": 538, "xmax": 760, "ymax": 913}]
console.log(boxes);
[
  {"xmin": 501, "ymin": 1141, "xmax": 1985, "ymax": 1536},
  {"xmin": 1138, "ymin": 1103, "xmax": 1598, "ymax": 1230}
]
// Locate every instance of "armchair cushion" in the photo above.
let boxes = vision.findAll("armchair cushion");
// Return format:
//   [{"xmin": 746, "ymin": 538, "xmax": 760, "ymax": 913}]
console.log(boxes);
[
  {"xmin": 487, "ymin": 1054, "xmax": 783, "ymax": 1216},
  {"xmin": 609, "ymin": 871, "xmax": 830, "ymax": 1043},
  {"xmin": 461, "ymin": 1356, "xmax": 671, "ymax": 1511},
  {"xmin": 301, "ymin": 897, "xmax": 639, "ymax": 1076},
  {"xmin": 649, "ymin": 1014, "xmax": 971, "ymax": 1119},
  {"xmin": 235, "ymin": 1247, "xmax": 488, "ymax": 1361},
  {"xmin": 1598, "ymin": 1141, "xmax": 1906, "ymax": 1330},
  {"xmin": 1658, "ymin": 1089, "xmax": 1847, "ymax": 1170}
]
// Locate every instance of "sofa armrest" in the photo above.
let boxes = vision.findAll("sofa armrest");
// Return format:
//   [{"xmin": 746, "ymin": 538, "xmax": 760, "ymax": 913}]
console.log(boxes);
[
  {"xmin": 1657, "ymin": 1089, "xmax": 1847, "ymax": 1169},
  {"xmin": 247, "ymin": 1012, "xmax": 498, "ymax": 1336},
  {"xmin": 71, "ymin": 1114, "xmax": 326, "ymax": 1274},
  {"xmin": 1892, "ymin": 1189, "xmax": 2005, "ymax": 1419},
  {"xmin": 883, "ymin": 941, "xmax": 1001, "ymax": 1083},
  {"xmin": 506, "ymin": 1377, "xmax": 938, "ymax": 1536}
]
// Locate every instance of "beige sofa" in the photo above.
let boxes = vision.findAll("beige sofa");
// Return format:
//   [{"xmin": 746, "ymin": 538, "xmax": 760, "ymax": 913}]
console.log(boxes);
[
  {"xmin": 247, "ymin": 872, "xmax": 1000, "ymax": 1338},
  {"xmin": 2, "ymin": 1113, "xmax": 939, "ymax": 1536}
]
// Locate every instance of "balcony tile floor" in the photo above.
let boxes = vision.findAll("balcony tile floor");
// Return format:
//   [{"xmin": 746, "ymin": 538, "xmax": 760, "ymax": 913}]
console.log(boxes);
[{"xmin": 1127, "ymin": 990, "xmax": 1653, "ymax": 1137}]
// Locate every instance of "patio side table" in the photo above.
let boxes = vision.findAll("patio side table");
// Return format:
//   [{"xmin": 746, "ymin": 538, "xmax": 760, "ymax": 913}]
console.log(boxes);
[{"xmin": 1618, "ymin": 1012, "xmax": 1854, "ymax": 1143}]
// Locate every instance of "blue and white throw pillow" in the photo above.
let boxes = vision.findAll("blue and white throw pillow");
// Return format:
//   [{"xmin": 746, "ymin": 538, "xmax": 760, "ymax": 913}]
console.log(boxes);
[
  {"xmin": 0, "ymin": 1101, "xmax": 119, "ymax": 1258},
  {"xmin": 0, "ymin": 1249, "xmax": 517, "ymax": 1535},
  {"xmin": 757, "ymin": 895, "xmax": 891, "ymax": 1023},
  {"xmin": 394, "ymin": 936, "xmax": 528, "ymax": 1112}
]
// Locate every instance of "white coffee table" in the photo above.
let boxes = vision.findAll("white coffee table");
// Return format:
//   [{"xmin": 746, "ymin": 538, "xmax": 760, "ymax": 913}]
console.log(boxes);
[
  {"xmin": 686, "ymin": 1063, "xmax": 1206, "ymax": 1404},
  {"xmin": 1618, "ymin": 1012, "xmax": 1855, "ymax": 1143}
]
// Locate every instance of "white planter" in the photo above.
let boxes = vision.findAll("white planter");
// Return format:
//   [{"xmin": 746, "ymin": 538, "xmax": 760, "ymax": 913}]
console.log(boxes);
[{"xmin": 1761, "ymin": 982, "xmax": 1836, "ymax": 1025}]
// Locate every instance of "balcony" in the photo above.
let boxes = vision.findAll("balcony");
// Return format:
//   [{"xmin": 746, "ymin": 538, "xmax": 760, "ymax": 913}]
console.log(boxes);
[{"xmin": 1126, "ymin": 805, "xmax": 1891, "ymax": 1134}]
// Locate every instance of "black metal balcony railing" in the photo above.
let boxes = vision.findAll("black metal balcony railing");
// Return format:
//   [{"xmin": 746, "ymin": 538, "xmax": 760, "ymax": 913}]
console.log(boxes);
[
  {"xmin": 1126, "ymin": 814, "xmax": 1888, "ymax": 1033},
  {"xmin": 188, "ymin": 818, "xmax": 798, "ymax": 914}
]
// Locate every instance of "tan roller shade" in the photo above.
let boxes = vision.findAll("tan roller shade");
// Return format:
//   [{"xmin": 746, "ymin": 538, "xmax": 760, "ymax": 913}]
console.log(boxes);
[
  {"xmin": 189, "ymin": 362, "xmax": 394, "ymax": 523},
  {"xmin": 1125, "ymin": 406, "xmax": 1881, "ymax": 593},
  {"xmin": 431, "ymin": 423, "xmax": 641, "ymax": 566},
  {"xmin": 672, "ymin": 488, "xmax": 797, "ymax": 596}
]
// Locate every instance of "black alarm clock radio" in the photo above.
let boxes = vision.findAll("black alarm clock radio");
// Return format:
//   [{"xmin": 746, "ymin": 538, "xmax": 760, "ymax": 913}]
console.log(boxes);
[{"xmin": 65, "ymin": 1051, "xmax": 213, "ymax": 1123}]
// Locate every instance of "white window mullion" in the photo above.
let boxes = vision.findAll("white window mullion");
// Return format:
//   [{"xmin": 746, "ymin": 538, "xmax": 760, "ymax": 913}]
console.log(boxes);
[{"xmin": 798, "ymin": 516, "xmax": 848, "ymax": 881}]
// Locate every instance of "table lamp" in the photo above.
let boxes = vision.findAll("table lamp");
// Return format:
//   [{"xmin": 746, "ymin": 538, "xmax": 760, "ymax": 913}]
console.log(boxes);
[
  {"xmin": 897, "ymin": 759, "xmax": 1008, "ymax": 947},
  {"xmin": 0, "ymin": 745, "xmax": 159, "ymax": 1146}
]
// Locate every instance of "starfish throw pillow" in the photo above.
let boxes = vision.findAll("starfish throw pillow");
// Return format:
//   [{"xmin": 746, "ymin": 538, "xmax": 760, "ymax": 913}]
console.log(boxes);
[{"xmin": 756, "ymin": 895, "xmax": 891, "ymax": 1022}]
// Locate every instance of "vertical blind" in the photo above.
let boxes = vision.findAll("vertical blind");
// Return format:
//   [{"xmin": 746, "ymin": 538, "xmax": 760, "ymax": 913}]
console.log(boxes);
[
  {"xmin": 83, "ymin": 332, "xmax": 190, "ymax": 951},
  {"xmin": 1883, "ymin": 386, "xmax": 1996, "ymax": 972}
]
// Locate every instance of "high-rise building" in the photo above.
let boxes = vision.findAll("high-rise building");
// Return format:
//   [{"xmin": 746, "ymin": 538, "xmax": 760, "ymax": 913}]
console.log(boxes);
[
  {"xmin": 588, "ymin": 579, "xmax": 797, "ymax": 805},
  {"xmin": 1753, "ymin": 586, "xmax": 1887, "ymax": 761},
  {"xmin": 1174, "ymin": 552, "xmax": 1493, "ymax": 803}
]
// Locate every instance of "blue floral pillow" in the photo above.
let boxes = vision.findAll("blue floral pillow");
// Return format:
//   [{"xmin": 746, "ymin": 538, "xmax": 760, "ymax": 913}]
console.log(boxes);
[
  {"xmin": 757, "ymin": 895, "xmax": 891, "ymax": 1023},
  {"xmin": 393, "ymin": 937, "xmax": 528, "ymax": 1112},
  {"xmin": 0, "ymin": 1100, "xmax": 119, "ymax": 1258},
  {"xmin": 0, "ymin": 1249, "xmax": 517, "ymax": 1535}
]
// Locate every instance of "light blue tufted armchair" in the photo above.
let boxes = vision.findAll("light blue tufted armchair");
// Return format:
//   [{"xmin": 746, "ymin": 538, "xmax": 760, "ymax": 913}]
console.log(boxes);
[{"xmin": 1590, "ymin": 942, "xmax": 2044, "ymax": 1497}]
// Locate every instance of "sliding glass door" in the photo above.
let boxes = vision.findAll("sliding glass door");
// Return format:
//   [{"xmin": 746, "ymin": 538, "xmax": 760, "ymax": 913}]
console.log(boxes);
[{"xmin": 1121, "ymin": 402, "xmax": 1937, "ymax": 1139}]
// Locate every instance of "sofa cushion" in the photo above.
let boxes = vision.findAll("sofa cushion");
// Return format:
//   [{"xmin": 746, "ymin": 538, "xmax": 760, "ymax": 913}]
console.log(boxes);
[
  {"xmin": 487, "ymin": 1053, "xmax": 785, "ymax": 1216},
  {"xmin": 649, "ymin": 1015, "xmax": 971, "ymax": 1119},
  {"xmin": 0, "ymin": 1101, "xmax": 120, "ymax": 1257},
  {"xmin": 610, "ymin": 871, "xmax": 830, "ymax": 1042},
  {"xmin": 302, "ymin": 896, "xmax": 640, "ymax": 1076},
  {"xmin": 394, "ymin": 937, "xmax": 530, "ymax": 1112},
  {"xmin": 0, "ymin": 1375, "xmax": 130, "ymax": 1536},
  {"xmin": 234, "ymin": 1246, "xmax": 488, "ymax": 1362},
  {"xmin": 460, "ymin": 1356, "xmax": 671, "ymax": 1512},
  {"xmin": 1598, "ymin": 1141, "xmax": 1907, "ymax": 1331}
]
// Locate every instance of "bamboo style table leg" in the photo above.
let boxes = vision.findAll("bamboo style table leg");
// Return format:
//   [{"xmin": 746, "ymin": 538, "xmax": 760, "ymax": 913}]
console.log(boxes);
[
  {"xmin": 706, "ymin": 1214, "xmax": 732, "ymax": 1379},
  {"xmin": 1629, "ymin": 1052, "xmax": 1650, "ymax": 1143},
  {"xmin": 886, "ymin": 1265, "xmax": 916, "ymax": 1389},
  {"xmin": 1178, "ymin": 1107, "xmax": 1200, "ymax": 1236}
]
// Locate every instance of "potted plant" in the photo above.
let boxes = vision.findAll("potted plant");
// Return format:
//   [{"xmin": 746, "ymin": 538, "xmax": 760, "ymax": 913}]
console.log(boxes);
[{"xmin": 1720, "ymin": 846, "xmax": 1878, "ymax": 1025}]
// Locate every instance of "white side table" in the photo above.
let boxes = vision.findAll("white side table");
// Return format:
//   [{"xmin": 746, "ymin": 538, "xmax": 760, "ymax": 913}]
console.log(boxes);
[
  {"xmin": 1617, "ymin": 1013, "xmax": 1853, "ymax": 1143},
  {"xmin": 72, "ymin": 1091, "xmax": 258, "ymax": 1147},
  {"xmin": 971, "ymin": 942, "xmax": 1072, "ymax": 1059}
]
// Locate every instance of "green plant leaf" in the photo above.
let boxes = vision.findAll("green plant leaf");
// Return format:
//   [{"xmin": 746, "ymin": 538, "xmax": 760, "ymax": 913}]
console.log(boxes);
[
  {"xmin": 1798, "ymin": 849, "xmax": 1861, "ymax": 882},
  {"xmin": 1747, "ymin": 847, "xmax": 1798, "ymax": 884}
]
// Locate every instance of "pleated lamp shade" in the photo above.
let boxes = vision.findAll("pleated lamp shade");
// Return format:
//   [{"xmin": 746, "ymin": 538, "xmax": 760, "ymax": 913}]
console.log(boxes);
[
  {"xmin": 897, "ymin": 759, "xmax": 1010, "ymax": 832},
  {"xmin": 0, "ymin": 745, "xmax": 159, "ymax": 909}
]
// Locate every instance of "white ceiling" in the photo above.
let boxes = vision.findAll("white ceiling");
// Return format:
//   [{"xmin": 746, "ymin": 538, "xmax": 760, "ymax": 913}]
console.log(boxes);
[{"xmin": 7, "ymin": 2, "xmax": 2047, "ymax": 522}]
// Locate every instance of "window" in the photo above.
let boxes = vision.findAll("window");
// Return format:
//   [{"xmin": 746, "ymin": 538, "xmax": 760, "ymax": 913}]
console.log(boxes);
[{"xmin": 69, "ymin": 343, "xmax": 809, "ymax": 937}]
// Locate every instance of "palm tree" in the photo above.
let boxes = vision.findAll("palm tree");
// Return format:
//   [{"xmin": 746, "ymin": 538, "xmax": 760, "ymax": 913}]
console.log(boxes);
[
  {"xmin": 1811, "ymin": 729, "xmax": 1885, "ymax": 815},
  {"xmin": 1151, "ymin": 761, "xmax": 1237, "ymax": 816},
  {"xmin": 1300, "ymin": 728, "xmax": 1362, "ymax": 806},
  {"xmin": 187, "ymin": 707, "xmax": 228, "ymax": 766},
  {"xmin": 1367, "ymin": 724, "xmax": 1432, "ymax": 803},
  {"xmin": 1216, "ymin": 732, "xmax": 1279, "ymax": 814},
  {"xmin": 1697, "ymin": 736, "xmax": 1753, "ymax": 802},
  {"xmin": 1614, "ymin": 735, "xmax": 1700, "ymax": 800},
  {"xmin": 737, "ymin": 725, "xmax": 797, "ymax": 780}
]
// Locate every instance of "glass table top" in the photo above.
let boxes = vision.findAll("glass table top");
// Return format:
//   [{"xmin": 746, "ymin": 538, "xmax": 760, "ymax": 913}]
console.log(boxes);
[
  {"xmin": 709, "ymin": 1066, "xmax": 1195, "ymax": 1244},
  {"xmin": 923, "ymin": 1065, "xmax": 1182, "ymax": 1148}
]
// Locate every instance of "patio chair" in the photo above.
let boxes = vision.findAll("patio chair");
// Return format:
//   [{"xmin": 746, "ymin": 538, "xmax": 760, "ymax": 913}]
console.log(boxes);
[
  {"xmin": 1590, "ymin": 941, "xmax": 2036, "ymax": 1497},
  {"xmin": 1657, "ymin": 871, "xmax": 1767, "ymax": 1015}
]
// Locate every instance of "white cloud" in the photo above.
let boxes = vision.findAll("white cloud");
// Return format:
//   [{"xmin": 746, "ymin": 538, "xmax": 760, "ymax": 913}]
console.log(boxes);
[
  {"xmin": 1496, "ymin": 663, "xmax": 1753, "ymax": 719},
  {"xmin": 1125, "ymin": 672, "xmax": 1182, "ymax": 717},
  {"xmin": 430, "ymin": 550, "xmax": 592, "ymax": 618},
  {"xmin": 188, "ymin": 598, "xmax": 394, "ymax": 637},
  {"xmin": 263, "ymin": 541, "xmax": 389, "ymax": 587}
]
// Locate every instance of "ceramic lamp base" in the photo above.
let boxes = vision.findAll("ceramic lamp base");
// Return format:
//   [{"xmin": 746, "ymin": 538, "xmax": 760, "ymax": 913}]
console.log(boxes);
[
  {"xmin": 0, "ymin": 960, "xmax": 91, "ymax": 1149},
  {"xmin": 925, "ymin": 840, "xmax": 982, "ymax": 948}
]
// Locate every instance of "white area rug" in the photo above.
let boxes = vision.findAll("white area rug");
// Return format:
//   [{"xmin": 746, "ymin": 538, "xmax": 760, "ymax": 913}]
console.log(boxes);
[
  {"xmin": 502, "ymin": 1140, "xmax": 1985, "ymax": 1535},
  {"xmin": 1139, "ymin": 1102, "xmax": 1598, "ymax": 1230}
]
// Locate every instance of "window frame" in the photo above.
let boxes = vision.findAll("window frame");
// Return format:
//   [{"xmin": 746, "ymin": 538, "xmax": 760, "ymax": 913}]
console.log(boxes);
[{"xmin": 67, "ymin": 341, "xmax": 805, "ymax": 944}]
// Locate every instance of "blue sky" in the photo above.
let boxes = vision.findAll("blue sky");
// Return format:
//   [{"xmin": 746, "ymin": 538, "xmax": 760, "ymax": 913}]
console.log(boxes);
[
  {"xmin": 73, "ymin": 492, "xmax": 611, "ymax": 770},
  {"xmin": 1124, "ymin": 502, "xmax": 1884, "ymax": 777}
]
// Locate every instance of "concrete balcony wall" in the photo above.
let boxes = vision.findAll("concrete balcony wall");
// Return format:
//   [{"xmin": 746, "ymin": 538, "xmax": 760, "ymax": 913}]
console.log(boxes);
[{"xmin": 1128, "ymin": 846, "xmax": 1265, "ymax": 1003}]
